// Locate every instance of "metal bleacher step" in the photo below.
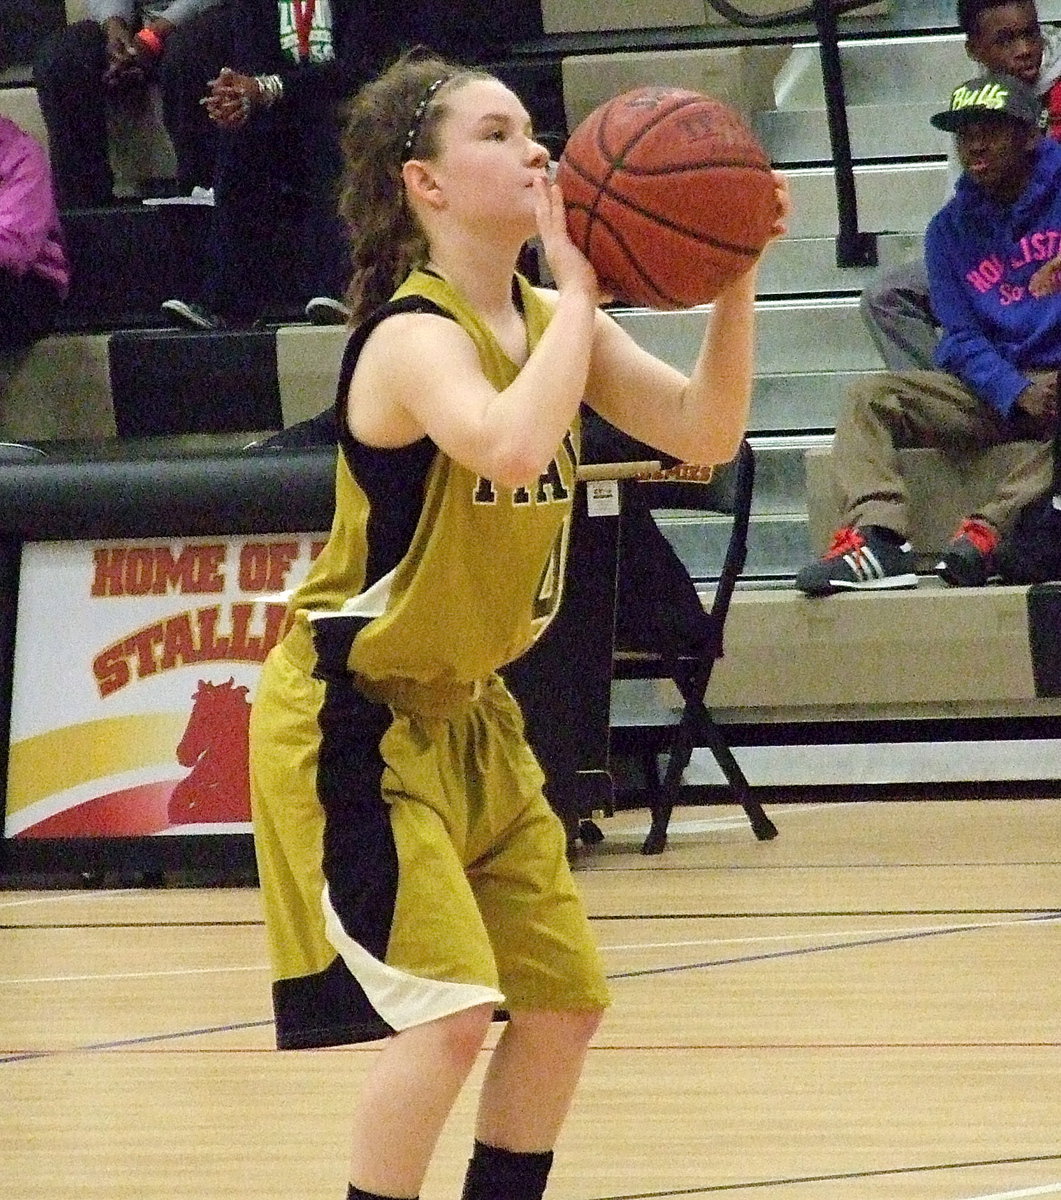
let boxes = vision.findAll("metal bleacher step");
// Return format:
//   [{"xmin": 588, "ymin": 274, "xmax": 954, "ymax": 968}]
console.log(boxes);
[
  {"xmin": 660, "ymin": 507, "xmax": 812, "ymax": 581},
  {"xmin": 783, "ymin": 161, "xmax": 948, "ymax": 238},
  {"xmin": 756, "ymin": 35, "xmax": 964, "ymax": 165},
  {"xmin": 756, "ymin": 231, "xmax": 923, "ymax": 297},
  {"xmin": 614, "ymin": 296, "xmax": 881, "ymax": 378},
  {"xmin": 614, "ymin": 299, "xmax": 884, "ymax": 580},
  {"xmin": 655, "ymin": 434, "xmax": 829, "ymax": 580},
  {"xmin": 760, "ymin": 101, "xmax": 944, "ymax": 164},
  {"xmin": 752, "ymin": 372, "xmax": 866, "ymax": 433},
  {"xmin": 770, "ymin": 33, "xmax": 970, "ymax": 106}
]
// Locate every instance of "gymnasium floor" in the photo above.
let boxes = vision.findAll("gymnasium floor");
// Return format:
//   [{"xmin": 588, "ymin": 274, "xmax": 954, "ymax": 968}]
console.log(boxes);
[{"xmin": 1, "ymin": 797, "xmax": 1058, "ymax": 1200}]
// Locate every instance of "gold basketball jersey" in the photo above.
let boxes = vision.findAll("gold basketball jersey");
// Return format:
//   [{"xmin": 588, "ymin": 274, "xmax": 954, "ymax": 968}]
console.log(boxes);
[{"xmin": 286, "ymin": 269, "xmax": 580, "ymax": 689}]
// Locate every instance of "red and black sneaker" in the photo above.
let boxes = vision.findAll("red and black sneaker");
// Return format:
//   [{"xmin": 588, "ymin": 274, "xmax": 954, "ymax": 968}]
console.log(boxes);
[
  {"xmin": 795, "ymin": 525, "xmax": 917, "ymax": 596},
  {"xmin": 935, "ymin": 517, "xmax": 1000, "ymax": 587}
]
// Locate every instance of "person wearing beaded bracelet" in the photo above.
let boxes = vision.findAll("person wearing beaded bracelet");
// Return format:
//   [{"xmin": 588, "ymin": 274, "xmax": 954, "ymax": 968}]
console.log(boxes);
[
  {"xmin": 160, "ymin": 0, "xmax": 514, "ymax": 330},
  {"xmin": 33, "ymin": 1, "xmax": 232, "ymax": 208},
  {"xmin": 162, "ymin": 0, "xmax": 364, "ymax": 329}
]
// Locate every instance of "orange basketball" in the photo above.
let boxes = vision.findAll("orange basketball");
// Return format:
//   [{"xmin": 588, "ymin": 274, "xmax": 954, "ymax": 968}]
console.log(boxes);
[{"xmin": 556, "ymin": 86, "xmax": 777, "ymax": 309}]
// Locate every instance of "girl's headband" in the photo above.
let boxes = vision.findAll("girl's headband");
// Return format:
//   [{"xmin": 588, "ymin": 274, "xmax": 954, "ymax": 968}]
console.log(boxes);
[{"xmin": 401, "ymin": 76, "xmax": 450, "ymax": 162}]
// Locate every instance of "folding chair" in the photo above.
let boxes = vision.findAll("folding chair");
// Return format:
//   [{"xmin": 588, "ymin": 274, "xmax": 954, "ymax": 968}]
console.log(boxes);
[{"xmin": 609, "ymin": 439, "xmax": 778, "ymax": 854}]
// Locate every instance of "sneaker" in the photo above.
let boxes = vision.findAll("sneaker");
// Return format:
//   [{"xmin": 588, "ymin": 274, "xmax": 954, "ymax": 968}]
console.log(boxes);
[
  {"xmin": 935, "ymin": 517, "xmax": 1000, "ymax": 587},
  {"xmin": 795, "ymin": 525, "xmax": 918, "ymax": 596},
  {"xmin": 161, "ymin": 298, "xmax": 221, "ymax": 330},
  {"xmin": 304, "ymin": 296, "xmax": 350, "ymax": 325}
]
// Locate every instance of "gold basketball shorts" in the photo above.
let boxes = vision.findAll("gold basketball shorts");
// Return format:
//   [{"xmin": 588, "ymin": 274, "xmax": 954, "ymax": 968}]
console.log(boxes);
[{"xmin": 250, "ymin": 627, "xmax": 610, "ymax": 1050}]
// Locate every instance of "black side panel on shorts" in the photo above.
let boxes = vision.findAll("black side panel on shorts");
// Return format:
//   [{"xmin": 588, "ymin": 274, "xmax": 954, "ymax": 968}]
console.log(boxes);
[
  {"xmin": 273, "ymin": 958, "xmax": 396, "ymax": 1050},
  {"xmin": 315, "ymin": 618, "xmax": 401, "ymax": 956}
]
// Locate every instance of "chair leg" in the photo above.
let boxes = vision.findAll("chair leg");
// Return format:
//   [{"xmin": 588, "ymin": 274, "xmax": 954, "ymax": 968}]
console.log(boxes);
[
  {"xmin": 641, "ymin": 749, "xmax": 669, "ymax": 854},
  {"xmin": 641, "ymin": 710, "xmax": 778, "ymax": 854},
  {"xmin": 641, "ymin": 725, "xmax": 694, "ymax": 855},
  {"xmin": 697, "ymin": 715, "xmax": 778, "ymax": 842}
]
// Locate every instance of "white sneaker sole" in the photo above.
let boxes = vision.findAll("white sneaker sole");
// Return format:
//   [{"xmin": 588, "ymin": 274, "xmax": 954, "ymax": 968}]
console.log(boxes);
[{"xmin": 830, "ymin": 573, "xmax": 919, "ymax": 591}]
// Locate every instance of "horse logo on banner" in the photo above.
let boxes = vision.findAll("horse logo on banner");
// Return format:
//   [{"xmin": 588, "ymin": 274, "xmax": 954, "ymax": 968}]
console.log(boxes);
[{"xmin": 168, "ymin": 677, "xmax": 252, "ymax": 824}]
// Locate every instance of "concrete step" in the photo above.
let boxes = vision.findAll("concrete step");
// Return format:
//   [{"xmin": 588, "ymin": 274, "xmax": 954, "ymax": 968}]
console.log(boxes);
[
  {"xmin": 772, "ymin": 35, "xmax": 969, "ymax": 110},
  {"xmin": 758, "ymin": 102, "xmax": 946, "ymax": 165},
  {"xmin": 613, "ymin": 296, "xmax": 881, "ymax": 376},
  {"xmin": 756, "ymin": 232, "xmax": 923, "ymax": 297}
]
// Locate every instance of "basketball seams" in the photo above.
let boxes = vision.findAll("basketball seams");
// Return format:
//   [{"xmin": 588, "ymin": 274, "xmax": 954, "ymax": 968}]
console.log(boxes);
[
  {"xmin": 595, "ymin": 93, "xmax": 706, "ymax": 163},
  {"xmin": 586, "ymin": 94, "xmax": 712, "ymax": 251},
  {"xmin": 564, "ymin": 146, "xmax": 770, "ymax": 258},
  {"xmin": 569, "ymin": 192, "xmax": 764, "ymax": 258},
  {"xmin": 559, "ymin": 86, "xmax": 775, "ymax": 307},
  {"xmin": 566, "ymin": 204, "xmax": 689, "ymax": 309},
  {"xmin": 618, "ymin": 159, "xmax": 773, "ymax": 177}
]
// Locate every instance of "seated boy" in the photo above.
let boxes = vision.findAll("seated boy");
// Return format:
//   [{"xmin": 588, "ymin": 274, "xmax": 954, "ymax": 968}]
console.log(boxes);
[{"xmin": 797, "ymin": 71, "xmax": 1060, "ymax": 595}]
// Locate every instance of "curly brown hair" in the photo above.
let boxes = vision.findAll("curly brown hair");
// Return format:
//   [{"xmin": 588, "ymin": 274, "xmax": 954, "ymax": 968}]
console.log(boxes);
[{"xmin": 338, "ymin": 48, "xmax": 495, "ymax": 325}]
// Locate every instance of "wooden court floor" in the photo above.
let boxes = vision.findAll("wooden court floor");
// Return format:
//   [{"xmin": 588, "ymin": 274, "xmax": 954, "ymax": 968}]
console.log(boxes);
[{"xmin": 1, "ymin": 798, "xmax": 1059, "ymax": 1200}]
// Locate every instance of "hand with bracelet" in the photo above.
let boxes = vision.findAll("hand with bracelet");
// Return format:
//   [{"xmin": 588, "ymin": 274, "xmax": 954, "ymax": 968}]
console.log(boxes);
[
  {"xmin": 103, "ymin": 16, "xmax": 172, "ymax": 90},
  {"xmin": 203, "ymin": 67, "xmax": 282, "ymax": 130},
  {"xmin": 102, "ymin": 17, "xmax": 146, "ymax": 90},
  {"xmin": 134, "ymin": 18, "xmax": 173, "ymax": 63}
]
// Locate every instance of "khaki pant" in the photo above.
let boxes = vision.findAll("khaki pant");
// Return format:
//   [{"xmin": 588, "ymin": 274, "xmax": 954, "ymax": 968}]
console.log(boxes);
[{"xmin": 833, "ymin": 369, "xmax": 1053, "ymax": 538}]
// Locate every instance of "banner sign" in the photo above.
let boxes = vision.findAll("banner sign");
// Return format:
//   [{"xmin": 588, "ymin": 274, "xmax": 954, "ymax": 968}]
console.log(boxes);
[{"xmin": 5, "ymin": 533, "xmax": 325, "ymax": 839}]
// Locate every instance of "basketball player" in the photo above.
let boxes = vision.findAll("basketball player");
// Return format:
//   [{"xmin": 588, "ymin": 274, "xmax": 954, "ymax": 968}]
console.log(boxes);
[{"xmin": 249, "ymin": 49, "xmax": 789, "ymax": 1200}]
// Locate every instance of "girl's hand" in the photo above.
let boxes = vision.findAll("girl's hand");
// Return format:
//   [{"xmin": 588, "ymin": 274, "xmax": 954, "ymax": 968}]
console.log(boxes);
[
  {"xmin": 532, "ymin": 177, "xmax": 600, "ymax": 301},
  {"xmin": 714, "ymin": 171, "xmax": 791, "ymax": 301},
  {"xmin": 765, "ymin": 170, "xmax": 791, "ymax": 245}
]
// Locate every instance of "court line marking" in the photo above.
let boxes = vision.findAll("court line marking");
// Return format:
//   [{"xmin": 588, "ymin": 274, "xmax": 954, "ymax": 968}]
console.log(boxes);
[
  {"xmin": 1, "ymin": 919, "xmax": 261, "ymax": 930},
  {"xmin": 592, "ymin": 909, "xmax": 1058, "ymax": 918},
  {"xmin": 3, "ymin": 913, "xmax": 1057, "ymax": 989},
  {"xmin": 0, "ymin": 1019, "xmax": 273, "ymax": 1064},
  {"xmin": 599, "ymin": 912, "xmax": 1061, "ymax": 953},
  {"xmin": 582, "ymin": 1153, "xmax": 1061, "ymax": 1198},
  {"xmin": 4, "ymin": 915, "xmax": 1058, "ymax": 1063},
  {"xmin": 0, "ymin": 889, "xmax": 139, "ymax": 911},
  {"xmin": 956, "ymin": 1185, "xmax": 1061, "ymax": 1199},
  {"xmin": 0, "ymin": 964, "xmax": 267, "ymax": 986},
  {"xmin": 583, "ymin": 860, "xmax": 1061, "ymax": 872},
  {"xmin": 607, "ymin": 911, "xmax": 1061, "ymax": 981}
]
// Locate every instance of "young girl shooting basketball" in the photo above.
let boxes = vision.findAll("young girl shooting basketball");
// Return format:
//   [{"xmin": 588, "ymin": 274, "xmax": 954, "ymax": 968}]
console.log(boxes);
[{"xmin": 249, "ymin": 50, "xmax": 789, "ymax": 1200}]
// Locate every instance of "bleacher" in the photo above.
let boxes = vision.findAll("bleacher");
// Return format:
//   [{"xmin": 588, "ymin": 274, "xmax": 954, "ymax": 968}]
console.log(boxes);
[{"xmin": 5, "ymin": 0, "xmax": 1061, "ymax": 799}]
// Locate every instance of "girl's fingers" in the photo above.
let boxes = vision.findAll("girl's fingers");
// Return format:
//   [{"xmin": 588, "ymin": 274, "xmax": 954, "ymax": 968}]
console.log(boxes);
[
  {"xmin": 767, "ymin": 172, "xmax": 791, "ymax": 241},
  {"xmin": 534, "ymin": 178, "xmax": 567, "ymax": 242}
]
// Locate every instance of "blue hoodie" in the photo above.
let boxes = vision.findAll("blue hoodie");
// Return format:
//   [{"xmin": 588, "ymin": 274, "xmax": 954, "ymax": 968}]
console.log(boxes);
[{"xmin": 927, "ymin": 136, "xmax": 1061, "ymax": 418}]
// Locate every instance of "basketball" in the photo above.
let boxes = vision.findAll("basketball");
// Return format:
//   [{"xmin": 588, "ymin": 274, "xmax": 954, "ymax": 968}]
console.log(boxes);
[{"xmin": 555, "ymin": 86, "xmax": 777, "ymax": 310}]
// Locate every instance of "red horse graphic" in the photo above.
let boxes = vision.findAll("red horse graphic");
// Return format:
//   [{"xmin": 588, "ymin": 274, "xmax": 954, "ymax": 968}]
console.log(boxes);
[{"xmin": 168, "ymin": 677, "xmax": 252, "ymax": 825}]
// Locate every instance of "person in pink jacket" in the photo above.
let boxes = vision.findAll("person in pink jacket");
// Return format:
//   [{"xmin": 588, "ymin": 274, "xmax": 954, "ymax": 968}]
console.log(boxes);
[{"xmin": 0, "ymin": 115, "xmax": 69, "ymax": 357}]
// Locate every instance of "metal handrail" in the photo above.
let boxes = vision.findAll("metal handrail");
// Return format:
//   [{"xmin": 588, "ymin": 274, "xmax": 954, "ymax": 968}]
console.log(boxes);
[
  {"xmin": 703, "ymin": 0, "xmax": 881, "ymax": 267},
  {"xmin": 702, "ymin": 0, "xmax": 878, "ymax": 28}
]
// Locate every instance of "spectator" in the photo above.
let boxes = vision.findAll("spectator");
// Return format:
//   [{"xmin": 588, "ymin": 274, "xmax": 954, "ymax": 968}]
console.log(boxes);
[
  {"xmin": 160, "ymin": 1, "xmax": 511, "ymax": 330},
  {"xmin": 860, "ymin": 0, "xmax": 1061, "ymax": 372},
  {"xmin": 797, "ymin": 72, "xmax": 1060, "ymax": 595},
  {"xmin": 160, "ymin": 0, "xmax": 367, "ymax": 329},
  {"xmin": 33, "ymin": 0, "xmax": 231, "ymax": 208},
  {"xmin": 0, "ymin": 114, "xmax": 69, "ymax": 360}
]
